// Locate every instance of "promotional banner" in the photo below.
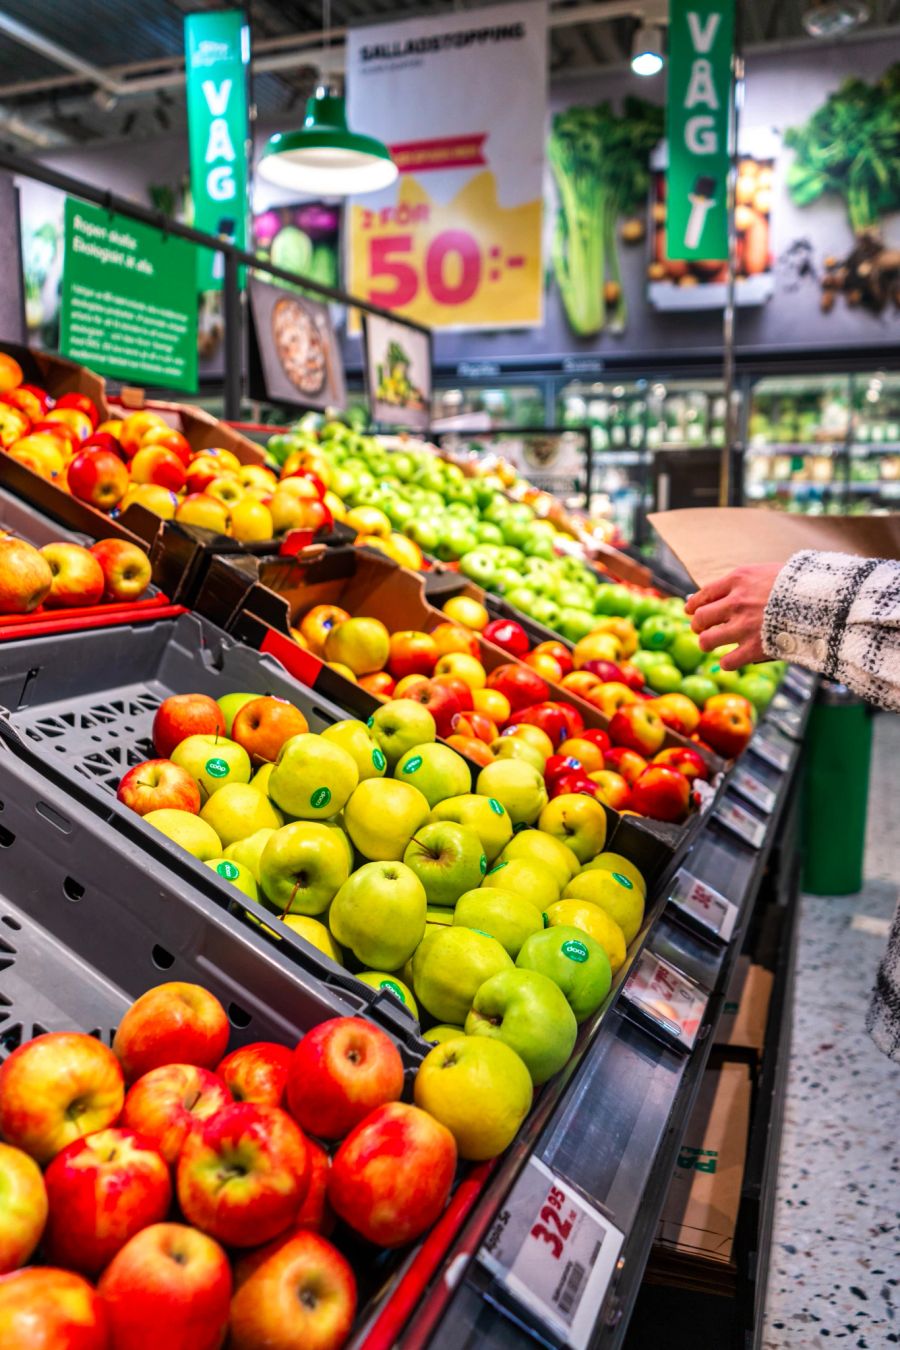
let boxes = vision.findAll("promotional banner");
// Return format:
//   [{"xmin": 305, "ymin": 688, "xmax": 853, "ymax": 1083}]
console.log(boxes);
[
  {"xmin": 362, "ymin": 314, "xmax": 431, "ymax": 431},
  {"xmin": 346, "ymin": 1, "xmax": 547, "ymax": 330},
  {"xmin": 666, "ymin": 0, "xmax": 735, "ymax": 261},
  {"xmin": 184, "ymin": 9, "xmax": 250, "ymax": 290},
  {"xmin": 60, "ymin": 198, "xmax": 198, "ymax": 391}
]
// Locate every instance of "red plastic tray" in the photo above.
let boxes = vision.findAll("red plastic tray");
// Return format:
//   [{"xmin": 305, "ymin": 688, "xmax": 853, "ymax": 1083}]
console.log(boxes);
[{"xmin": 0, "ymin": 594, "xmax": 186, "ymax": 641}]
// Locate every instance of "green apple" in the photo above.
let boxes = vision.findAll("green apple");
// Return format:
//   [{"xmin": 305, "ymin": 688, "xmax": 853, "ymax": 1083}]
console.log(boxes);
[
  {"xmin": 465, "ymin": 969, "xmax": 577, "ymax": 1085},
  {"xmin": 556, "ymin": 608, "xmax": 598, "ymax": 643},
  {"xmin": 459, "ymin": 549, "xmax": 499, "ymax": 589},
  {"xmin": 370, "ymin": 699, "xmax": 437, "ymax": 768},
  {"xmin": 356, "ymin": 971, "xmax": 418, "ymax": 1020},
  {"xmin": 644, "ymin": 662, "xmax": 683, "ymax": 694},
  {"xmin": 489, "ymin": 737, "xmax": 547, "ymax": 774},
  {"xmin": 708, "ymin": 661, "xmax": 743, "ymax": 693},
  {"xmin": 735, "ymin": 673, "xmax": 776, "ymax": 713},
  {"xmin": 475, "ymin": 760, "xmax": 547, "ymax": 828},
  {"xmin": 639, "ymin": 616, "xmax": 677, "ymax": 650},
  {"xmin": 217, "ymin": 692, "xmax": 257, "ymax": 736},
  {"xmin": 199, "ymin": 783, "xmax": 283, "ymax": 848},
  {"xmin": 680, "ymin": 674, "xmax": 718, "ymax": 708},
  {"xmin": 593, "ymin": 584, "xmax": 635, "ymax": 618},
  {"xmin": 517, "ymin": 924, "xmax": 611, "ymax": 1022},
  {"xmin": 411, "ymin": 925, "xmax": 513, "ymax": 1024},
  {"xmin": 454, "ymin": 887, "xmax": 544, "ymax": 959},
  {"xmin": 530, "ymin": 597, "xmax": 561, "ymax": 628},
  {"xmin": 143, "ymin": 809, "xmax": 222, "ymax": 861},
  {"xmin": 330, "ymin": 860, "xmax": 426, "ymax": 969},
  {"xmin": 224, "ymin": 827, "xmax": 276, "ymax": 881},
  {"xmin": 258, "ymin": 821, "xmax": 351, "ymax": 915},
  {"xmin": 344, "ymin": 777, "xmax": 430, "ymax": 860},
  {"xmin": 323, "ymin": 819, "xmax": 354, "ymax": 872},
  {"xmin": 538, "ymin": 794, "xmax": 607, "ymax": 864},
  {"xmin": 395, "ymin": 743, "xmax": 471, "ymax": 808},
  {"xmin": 669, "ymin": 631, "xmax": 705, "ymax": 674},
  {"xmin": 268, "ymin": 734, "xmax": 359, "ymax": 820},
  {"xmin": 563, "ymin": 868, "xmax": 645, "ymax": 944},
  {"xmin": 171, "ymin": 734, "xmax": 252, "ymax": 799},
  {"xmin": 428, "ymin": 793, "xmax": 513, "ymax": 864},
  {"xmin": 630, "ymin": 649, "xmax": 671, "ymax": 674},
  {"xmin": 497, "ymin": 831, "xmax": 580, "ymax": 888},
  {"xmin": 413, "ymin": 1035, "xmax": 533, "ymax": 1161},
  {"xmin": 583, "ymin": 850, "xmax": 647, "ymax": 896},
  {"xmin": 281, "ymin": 914, "xmax": 343, "ymax": 964},
  {"xmin": 483, "ymin": 856, "xmax": 561, "ymax": 909},
  {"xmin": 321, "ymin": 719, "xmax": 388, "ymax": 781},
  {"xmin": 630, "ymin": 595, "xmax": 664, "ymax": 625},
  {"xmin": 403, "ymin": 821, "xmax": 486, "ymax": 908},
  {"xmin": 250, "ymin": 763, "xmax": 276, "ymax": 796},
  {"xmin": 205, "ymin": 857, "xmax": 258, "ymax": 901},
  {"xmin": 426, "ymin": 906, "xmax": 455, "ymax": 926},
  {"xmin": 422, "ymin": 1023, "xmax": 465, "ymax": 1045}
]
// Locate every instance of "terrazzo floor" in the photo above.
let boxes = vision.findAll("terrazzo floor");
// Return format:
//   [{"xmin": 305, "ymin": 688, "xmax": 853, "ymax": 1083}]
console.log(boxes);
[{"xmin": 761, "ymin": 712, "xmax": 900, "ymax": 1349}]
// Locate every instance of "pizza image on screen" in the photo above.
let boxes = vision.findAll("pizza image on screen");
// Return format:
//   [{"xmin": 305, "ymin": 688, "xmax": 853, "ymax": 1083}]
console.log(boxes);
[{"xmin": 271, "ymin": 296, "xmax": 327, "ymax": 396}]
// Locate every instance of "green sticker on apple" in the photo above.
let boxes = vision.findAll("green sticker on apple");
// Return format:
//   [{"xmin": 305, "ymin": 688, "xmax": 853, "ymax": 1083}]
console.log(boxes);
[
  {"xmin": 487, "ymin": 860, "xmax": 508, "ymax": 875},
  {"xmin": 488, "ymin": 798, "xmax": 505, "ymax": 815},
  {"xmin": 542, "ymin": 912, "xmax": 550, "ymax": 927},
  {"xmin": 367, "ymin": 715, "xmax": 375, "ymax": 727},
  {"xmin": 612, "ymin": 872, "xmax": 634, "ymax": 889},
  {"xmin": 310, "ymin": 787, "xmax": 332, "ymax": 809},
  {"xmin": 562, "ymin": 939, "xmax": 589, "ymax": 963},
  {"xmin": 216, "ymin": 861, "xmax": 240, "ymax": 881},
  {"xmin": 372, "ymin": 748, "xmax": 386, "ymax": 771},
  {"xmin": 403, "ymin": 755, "xmax": 423, "ymax": 774},
  {"xmin": 205, "ymin": 757, "xmax": 230, "ymax": 779},
  {"xmin": 512, "ymin": 822, "xmax": 527, "ymax": 834},
  {"xmin": 379, "ymin": 979, "xmax": 406, "ymax": 1004},
  {"xmin": 479, "ymin": 855, "xmax": 487, "ymax": 874}
]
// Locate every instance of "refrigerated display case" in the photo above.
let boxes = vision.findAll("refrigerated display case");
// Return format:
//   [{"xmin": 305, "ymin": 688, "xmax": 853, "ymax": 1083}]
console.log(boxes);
[
  {"xmin": 743, "ymin": 373, "xmax": 850, "ymax": 515},
  {"xmin": 432, "ymin": 382, "xmax": 548, "ymax": 429},
  {"xmin": 848, "ymin": 371, "xmax": 900, "ymax": 512}
]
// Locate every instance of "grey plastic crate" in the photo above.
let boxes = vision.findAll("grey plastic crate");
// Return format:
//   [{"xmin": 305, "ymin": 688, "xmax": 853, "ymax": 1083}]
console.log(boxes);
[
  {"xmin": 0, "ymin": 611, "xmax": 431, "ymax": 1055},
  {"xmin": 0, "ymin": 484, "xmax": 89, "ymax": 548}
]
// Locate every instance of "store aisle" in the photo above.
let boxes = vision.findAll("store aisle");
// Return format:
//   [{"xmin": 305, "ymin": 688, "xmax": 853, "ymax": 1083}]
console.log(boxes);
[{"xmin": 762, "ymin": 713, "xmax": 900, "ymax": 1349}]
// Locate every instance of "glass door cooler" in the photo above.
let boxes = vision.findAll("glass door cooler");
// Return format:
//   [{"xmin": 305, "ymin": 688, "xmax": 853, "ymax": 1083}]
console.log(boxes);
[
  {"xmin": 742, "ymin": 373, "xmax": 851, "ymax": 514},
  {"xmin": 849, "ymin": 371, "xmax": 900, "ymax": 513}
]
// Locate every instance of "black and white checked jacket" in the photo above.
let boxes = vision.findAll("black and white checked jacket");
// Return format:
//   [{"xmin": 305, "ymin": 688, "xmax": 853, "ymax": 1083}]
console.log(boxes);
[{"xmin": 762, "ymin": 549, "xmax": 900, "ymax": 1063}]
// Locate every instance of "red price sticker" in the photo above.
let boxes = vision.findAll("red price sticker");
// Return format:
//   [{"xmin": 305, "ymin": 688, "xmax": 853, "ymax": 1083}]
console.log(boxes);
[
  {"xmin": 480, "ymin": 1158, "xmax": 623, "ymax": 1348},
  {"xmin": 715, "ymin": 797, "xmax": 767, "ymax": 849},
  {"xmin": 669, "ymin": 869, "xmax": 738, "ymax": 942}
]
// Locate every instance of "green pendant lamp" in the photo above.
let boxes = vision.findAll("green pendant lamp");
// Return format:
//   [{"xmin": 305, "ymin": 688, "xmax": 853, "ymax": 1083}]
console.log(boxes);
[{"xmin": 259, "ymin": 83, "xmax": 398, "ymax": 196}]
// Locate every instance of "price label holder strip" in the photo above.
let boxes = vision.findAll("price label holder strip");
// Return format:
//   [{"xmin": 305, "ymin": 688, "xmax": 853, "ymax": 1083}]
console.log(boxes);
[
  {"xmin": 730, "ymin": 764, "xmax": 777, "ymax": 815},
  {"xmin": 668, "ymin": 868, "xmax": 739, "ymax": 945},
  {"xmin": 714, "ymin": 794, "xmax": 768, "ymax": 850},
  {"xmin": 479, "ymin": 1156, "xmax": 624, "ymax": 1350},
  {"xmin": 748, "ymin": 724, "xmax": 793, "ymax": 772},
  {"xmin": 620, "ymin": 949, "xmax": 708, "ymax": 1054}
]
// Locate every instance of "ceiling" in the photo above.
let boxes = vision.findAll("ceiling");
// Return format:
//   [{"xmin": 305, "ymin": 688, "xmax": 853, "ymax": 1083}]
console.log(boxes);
[{"xmin": 0, "ymin": 0, "xmax": 898, "ymax": 149}]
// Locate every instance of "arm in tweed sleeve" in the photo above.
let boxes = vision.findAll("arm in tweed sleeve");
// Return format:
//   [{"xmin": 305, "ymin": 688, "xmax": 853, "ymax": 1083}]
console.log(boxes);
[{"xmin": 761, "ymin": 550, "xmax": 900, "ymax": 712}]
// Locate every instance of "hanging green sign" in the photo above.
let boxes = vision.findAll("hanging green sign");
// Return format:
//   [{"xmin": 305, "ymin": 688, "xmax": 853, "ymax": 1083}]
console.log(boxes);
[
  {"xmin": 184, "ymin": 9, "xmax": 250, "ymax": 291},
  {"xmin": 666, "ymin": 0, "xmax": 734, "ymax": 261},
  {"xmin": 60, "ymin": 198, "xmax": 198, "ymax": 392}
]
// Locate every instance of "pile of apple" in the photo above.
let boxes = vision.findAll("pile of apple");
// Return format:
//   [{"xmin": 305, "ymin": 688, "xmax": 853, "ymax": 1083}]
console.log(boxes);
[
  {"xmin": 0, "ymin": 535, "xmax": 152, "ymax": 616},
  {"xmin": 0, "ymin": 980, "xmax": 470, "ymax": 1349},
  {"xmin": 115, "ymin": 685, "xmax": 648, "ymax": 1087}
]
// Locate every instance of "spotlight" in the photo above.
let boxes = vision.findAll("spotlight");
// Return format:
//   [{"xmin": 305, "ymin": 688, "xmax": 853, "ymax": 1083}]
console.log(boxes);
[{"xmin": 631, "ymin": 23, "xmax": 664, "ymax": 76}]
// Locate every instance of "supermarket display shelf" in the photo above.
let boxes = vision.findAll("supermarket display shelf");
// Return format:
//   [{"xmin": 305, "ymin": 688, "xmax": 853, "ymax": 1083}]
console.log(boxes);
[
  {"xmin": 394, "ymin": 676, "xmax": 815, "ymax": 1350},
  {"xmin": 745, "ymin": 442, "xmax": 846, "ymax": 455}
]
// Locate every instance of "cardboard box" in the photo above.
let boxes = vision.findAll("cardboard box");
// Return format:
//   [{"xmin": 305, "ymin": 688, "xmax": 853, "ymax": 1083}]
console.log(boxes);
[
  {"xmin": 109, "ymin": 390, "xmax": 265, "ymax": 466},
  {"xmin": 0, "ymin": 343, "xmax": 108, "ymax": 418},
  {"xmin": 715, "ymin": 956, "xmax": 774, "ymax": 1056},
  {"xmin": 655, "ymin": 1062, "xmax": 752, "ymax": 1269},
  {"xmin": 648, "ymin": 506, "xmax": 900, "ymax": 588}
]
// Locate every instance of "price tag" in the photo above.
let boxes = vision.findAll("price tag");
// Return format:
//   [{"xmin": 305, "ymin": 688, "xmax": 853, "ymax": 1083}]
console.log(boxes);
[
  {"xmin": 669, "ymin": 869, "xmax": 738, "ymax": 943},
  {"xmin": 769, "ymin": 709, "xmax": 803, "ymax": 740},
  {"xmin": 714, "ymin": 796, "xmax": 767, "ymax": 849},
  {"xmin": 784, "ymin": 668, "xmax": 814, "ymax": 698},
  {"xmin": 480, "ymin": 1157, "xmax": 623, "ymax": 1349},
  {"xmin": 731, "ymin": 766, "xmax": 777, "ymax": 815},
  {"xmin": 621, "ymin": 950, "xmax": 708, "ymax": 1050},
  {"xmin": 751, "ymin": 727, "xmax": 792, "ymax": 771}
]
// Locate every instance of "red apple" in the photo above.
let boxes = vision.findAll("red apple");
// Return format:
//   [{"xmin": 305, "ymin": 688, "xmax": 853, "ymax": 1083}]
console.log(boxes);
[
  {"xmin": 0, "ymin": 1267, "xmax": 109, "ymax": 1349},
  {"xmin": 232, "ymin": 696, "xmax": 309, "ymax": 766},
  {"xmin": 544, "ymin": 753, "xmax": 585, "ymax": 784},
  {"xmin": 328, "ymin": 1102, "xmax": 456, "ymax": 1247},
  {"xmin": 430, "ymin": 621, "xmax": 479, "ymax": 658},
  {"xmin": 486, "ymin": 663, "xmax": 549, "ymax": 712},
  {"xmin": 581, "ymin": 659, "xmax": 625, "ymax": 683},
  {"xmin": 0, "ymin": 1033, "xmax": 124, "ymax": 1165},
  {"xmin": 358, "ymin": 671, "xmax": 396, "ymax": 699},
  {"xmin": 152, "ymin": 693, "xmax": 226, "ymax": 759},
  {"xmin": 229, "ymin": 1231, "xmax": 356, "ymax": 1350},
  {"xmin": 554, "ymin": 736, "xmax": 602, "ymax": 772},
  {"xmin": 0, "ymin": 537, "xmax": 53, "ymax": 614},
  {"xmin": 39, "ymin": 542, "xmax": 105, "ymax": 608},
  {"xmin": 560, "ymin": 671, "xmax": 600, "ymax": 698},
  {"xmin": 387, "ymin": 630, "xmax": 439, "ymax": 680},
  {"xmin": 275, "ymin": 495, "xmax": 333, "ymax": 535},
  {"xmin": 0, "ymin": 1144, "xmax": 47, "ymax": 1274},
  {"xmin": 555, "ymin": 701, "xmax": 585, "ymax": 740},
  {"xmin": 483, "ymin": 618, "xmax": 530, "ymax": 658},
  {"xmin": 395, "ymin": 678, "xmax": 462, "ymax": 739},
  {"xmin": 549, "ymin": 771, "xmax": 598, "ymax": 799},
  {"xmin": 0, "ymin": 404, "xmax": 32, "ymax": 448},
  {"xmin": 285, "ymin": 1017, "xmax": 404, "ymax": 1141},
  {"xmin": 177, "ymin": 1103, "xmax": 310, "ymax": 1247},
  {"xmin": 295, "ymin": 1140, "xmax": 332, "ymax": 1233},
  {"xmin": 31, "ymin": 417, "xmax": 78, "ymax": 454},
  {"xmin": 0, "ymin": 388, "xmax": 42, "ymax": 421},
  {"xmin": 282, "ymin": 469, "xmax": 327, "ymax": 499},
  {"xmin": 533, "ymin": 640, "xmax": 574, "ymax": 676},
  {"xmin": 122, "ymin": 1063, "xmax": 232, "ymax": 1164},
  {"xmin": 619, "ymin": 661, "xmax": 649, "ymax": 692},
  {"xmin": 587, "ymin": 682, "xmax": 640, "ymax": 717},
  {"xmin": 577, "ymin": 727, "xmax": 612, "ymax": 755},
  {"xmin": 451, "ymin": 711, "xmax": 497, "ymax": 745},
  {"xmin": 446, "ymin": 733, "xmax": 494, "ymax": 767},
  {"xmin": 299, "ymin": 605, "xmax": 350, "ymax": 656},
  {"xmin": 89, "ymin": 539, "xmax": 152, "ymax": 601},
  {"xmin": 67, "ymin": 447, "xmax": 129, "ymax": 511},
  {"xmin": 20, "ymin": 383, "xmax": 50, "ymax": 414},
  {"xmin": 44, "ymin": 1128, "xmax": 171, "ymax": 1278},
  {"xmin": 117, "ymin": 759, "xmax": 201, "ymax": 816},
  {"xmin": 609, "ymin": 704, "xmax": 666, "ymax": 756},
  {"xmin": 588, "ymin": 769, "xmax": 631, "ymax": 810},
  {"xmin": 55, "ymin": 391, "xmax": 100, "ymax": 428},
  {"xmin": 130, "ymin": 446, "xmax": 187, "ymax": 493},
  {"xmin": 113, "ymin": 982, "xmax": 230, "ymax": 1083},
  {"xmin": 650, "ymin": 692, "xmax": 702, "ymax": 737},
  {"xmin": 216, "ymin": 1042, "xmax": 293, "ymax": 1107},
  {"xmin": 433, "ymin": 674, "xmax": 474, "ymax": 713},
  {"xmin": 629, "ymin": 765, "xmax": 691, "ymax": 822},
  {"xmin": 139, "ymin": 425, "xmax": 193, "ymax": 466},
  {"xmin": 524, "ymin": 651, "xmax": 564, "ymax": 683},
  {"xmin": 653, "ymin": 746, "xmax": 709, "ymax": 783},
  {"xmin": 505, "ymin": 702, "xmax": 571, "ymax": 748},
  {"xmin": 603, "ymin": 746, "xmax": 649, "ymax": 785},
  {"xmin": 99, "ymin": 1222, "xmax": 232, "ymax": 1350},
  {"xmin": 698, "ymin": 694, "xmax": 755, "ymax": 758}
]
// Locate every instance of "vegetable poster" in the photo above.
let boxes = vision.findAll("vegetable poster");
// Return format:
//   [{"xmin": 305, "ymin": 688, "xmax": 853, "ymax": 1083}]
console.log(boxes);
[{"xmin": 345, "ymin": 2, "xmax": 547, "ymax": 330}]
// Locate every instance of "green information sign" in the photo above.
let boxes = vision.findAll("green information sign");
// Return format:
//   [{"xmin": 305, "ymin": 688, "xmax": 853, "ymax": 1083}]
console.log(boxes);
[
  {"xmin": 60, "ymin": 198, "xmax": 198, "ymax": 392},
  {"xmin": 185, "ymin": 9, "xmax": 250, "ymax": 291},
  {"xmin": 666, "ymin": 0, "xmax": 734, "ymax": 261}
]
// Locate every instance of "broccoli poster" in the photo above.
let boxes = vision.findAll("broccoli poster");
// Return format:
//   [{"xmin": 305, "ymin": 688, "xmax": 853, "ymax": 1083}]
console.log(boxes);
[
  {"xmin": 362, "ymin": 313, "xmax": 431, "ymax": 432},
  {"xmin": 345, "ymin": 2, "xmax": 546, "ymax": 331}
]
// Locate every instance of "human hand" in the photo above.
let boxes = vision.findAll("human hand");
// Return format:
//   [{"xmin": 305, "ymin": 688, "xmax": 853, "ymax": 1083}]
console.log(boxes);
[{"xmin": 684, "ymin": 563, "xmax": 784, "ymax": 670}]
